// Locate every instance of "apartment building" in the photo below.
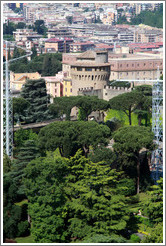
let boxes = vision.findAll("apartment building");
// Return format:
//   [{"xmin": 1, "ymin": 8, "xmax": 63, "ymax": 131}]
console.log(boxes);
[
  {"xmin": 63, "ymin": 77, "xmax": 72, "ymax": 97},
  {"xmin": 13, "ymin": 29, "xmax": 42, "ymax": 42},
  {"xmin": 134, "ymin": 28, "xmax": 163, "ymax": 43},
  {"xmin": 69, "ymin": 41, "xmax": 95, "ymax": 52},
  {"xmin": 45, "ymin": 38, "xmax": 73, "ymax": 53},
  {"xmin": 42, "ymin": 71, "xmax": 64, "ymax": 98},
  {"xmin": 117, "ymin": 31, "xmax": 134, "ymax": 43},
  {"xmin": 47, "ymin": 28, "xmax": 73, "ymax": 39}
]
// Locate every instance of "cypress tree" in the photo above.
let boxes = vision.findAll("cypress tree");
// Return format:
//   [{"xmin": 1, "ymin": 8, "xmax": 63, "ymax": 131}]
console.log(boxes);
[
  {"xmin": 11, "ymin": 139, "xmax": 40, "ymax": 198},
  {"xmin": 21, "ymin": 78, "xmax": 51, "ymax": 123}
]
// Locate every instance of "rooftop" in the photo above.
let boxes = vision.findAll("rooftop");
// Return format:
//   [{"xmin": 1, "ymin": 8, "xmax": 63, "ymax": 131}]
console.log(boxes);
[{"xmin": 77, "ymin": 50, "xmax": 96, "ymax": 59}]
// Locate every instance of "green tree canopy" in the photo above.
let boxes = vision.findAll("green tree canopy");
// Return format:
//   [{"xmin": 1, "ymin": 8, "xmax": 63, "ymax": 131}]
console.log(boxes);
[
  {"xmin": 11, "ymin": 139, "xmax": 40, "ymax": 199},
  {"xmin": 130, "ymin": 6, "xmax": 163, "ymax": 28},
  {"xmin": 34, "ymin": 20, "xmax": 48, "ymax": 35},
  {"xmin": 24, "ymin": 150, "xmax": 130, "ymax": 242},
  {"xmin": 75, "ymin": 96, "xmax": 109, "ymax": 121},
  {"xmin": 24, "ymin": 152, "xmax": 68, "ymax": 243},
  {"xmin": 38, "ymin": 121, "xmax": 110, "ymax": 157},
  {"xmin": 142, "ymin": 222, "xmax": 163, "ymax": 243},
  {"xmin": 3, "ymin": 152, "xmax": 11, "ymax": 173},
  {"xmin": 134, "ymin": 85, "xmax": 152, "ymax": 126},
  {"xmin": 143, "ymin": 178, "xmax": 163, "ymax": 223},
  {"xmin": 13, "ymin": 97, "xmax": 30, "ymax": 123},
  {"xmin": 21, "ymin": 79, "xmax": 51, "ymax": 123},
  {"xmin": 113, "ymin": 126, "xmax": 155, "ymax": 193},
  {"xmin": 65, "ymin": 150, "xmax": 130, "ymax": 239},
  {"xmin": 109, "ymin": 91, "xmax": 143, "ymax": 125},
  {"xmin": 49, "ymin": 96, "xmax": 78, "ymax": 120},
  {"xmin": 42, "ymin": 54, "xmax": 62, "ymax": 76},
  {"xmin": 9, "ymin": 53, "xmax": 62, "ymax": 74}
]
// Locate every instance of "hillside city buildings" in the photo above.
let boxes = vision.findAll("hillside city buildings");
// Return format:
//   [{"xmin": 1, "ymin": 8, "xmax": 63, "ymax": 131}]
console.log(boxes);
[{"xmin": 3, "ymin": 2, "xmax": 163, "ymax": 102}]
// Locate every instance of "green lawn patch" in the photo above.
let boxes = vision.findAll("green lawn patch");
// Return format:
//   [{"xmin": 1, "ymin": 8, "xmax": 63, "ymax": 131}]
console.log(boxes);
[
  {"xmin": 15, "ymin": 235, "xmax": 34, "ymax": 243},
  {"xmin": 14, "ymin": 199, "xmax": 28, "ymax": 206},
  {"xmin": 105, "ymin": 109, "xmax": 152, "ymax": 126}
]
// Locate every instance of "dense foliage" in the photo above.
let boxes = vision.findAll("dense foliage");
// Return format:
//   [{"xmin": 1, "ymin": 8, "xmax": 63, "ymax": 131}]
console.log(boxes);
[
  {"xmin": 113, "ymin": 126, "xmax": 155, "ymax": 193},
  {"xmin": 109, "ymin": 91, "xmax": 143, "ymax": 125},
  {"xmin": 49, "ymin": 96, "xmax": 109, "ymax": 121},
  {"xmin": 21, "ymin": 79, "xmax": 51, "ymax": 123},
  {"xmin": 38, "ymin": 121, "xmax": 110, "ymax": 157},
  {"xmin": 130, "ymin": 6, "xmax": 163, "ymax": 28},
  {"xmin": 9, "ymin": 51, "xmax": 62, "ymax": 75},
  {"xmin": 24, "ymin": 150, "xmax": 131, "ymax": 242},
  {"xmin": 116, "ymin": 5, "xmax": 163, "ymax": 28}
]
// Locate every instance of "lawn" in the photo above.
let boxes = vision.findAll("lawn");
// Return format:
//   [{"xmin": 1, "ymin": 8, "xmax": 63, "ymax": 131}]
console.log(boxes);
[
  {"xmin": 105, "ymin": 109, "xmax": 152, "ymax": 126},
  {"xmin": 15, "ymin": 235, "xmax": 34, "ymax": 243}
]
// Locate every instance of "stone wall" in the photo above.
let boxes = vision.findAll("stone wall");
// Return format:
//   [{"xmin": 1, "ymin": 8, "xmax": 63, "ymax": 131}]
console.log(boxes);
[{"xmin": 103, "ymin": 85, "xmax": 132, "ymax": 101}]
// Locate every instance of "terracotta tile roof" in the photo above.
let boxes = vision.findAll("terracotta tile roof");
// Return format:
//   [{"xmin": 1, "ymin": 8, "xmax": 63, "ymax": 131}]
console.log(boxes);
[{"xmin": 77, "ymin": 50, "xmax": 96, "ymax": 59}]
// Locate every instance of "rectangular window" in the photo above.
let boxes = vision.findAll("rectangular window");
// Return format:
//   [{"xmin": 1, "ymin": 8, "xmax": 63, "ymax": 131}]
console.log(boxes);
[
  {"xmin": 70, "ymin": 89, "xmax": 72, "ymax": 92},
  {"xmin": 65, "ymin": 88, "xmax": 67, "ymax": 92},
  {"xmin": 77, "ymin": 67, "xmax": 82, "ymax": 71},
  {"xmin": 85, "ymin": 68, "xmax": 92, "ymax": 71}
]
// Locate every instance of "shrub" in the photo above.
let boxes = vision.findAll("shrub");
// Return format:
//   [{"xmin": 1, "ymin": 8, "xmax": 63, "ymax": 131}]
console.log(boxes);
[
  {"xmin": 82, "ymin": 234, "xmax": 127, "ymax": 243},
  {"xmin": 17, "ymin": 221, "xmax": 30, "ymax": 237},
  {"xmin": 130, "ymin": 234, "xmax": 141, "ymax": 243},
  {"xmin": 129, "ymin": 194, "xmax": 139, "ymax": 204}
]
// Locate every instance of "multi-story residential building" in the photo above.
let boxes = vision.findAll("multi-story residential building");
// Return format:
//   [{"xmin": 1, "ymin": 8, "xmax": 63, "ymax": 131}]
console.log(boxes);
[
  {"xmin": 47, "ymin": 27, "xmax": 74, "ymax": 39},
  {"xmin": 42, "ymin": 71, "xmax": 64, "ymax": 99},
  {"xmin": 101, "ymin": 9, "xmax": 118, "ymax": 25},
  {"xmin": 10, "ymin": 71, "xmax": 65, "ymax": 99},
  {"xmin": 10, "ymin": 72, "xmax": 41, "ymax": 90},
  {"xmin": 63, "ymin": 77, "xmax": 73, "ymax": 97},
  {"xmin": 13, "ymin": 29, "xmax": 42, "ymax": 42},
  {"xmin": 69, "ymin": 41, "xmax": 95, "ymax": 52},
  {"xmin": 108, "ymin": 53, "xmax": 163, "ymax": 84},
  {"xmin": 45, "ymin": 37, "xmax": 73, "ymax": 53},
  {"xmin": 68, "ymin": 50, "xmax": 110, "ymax": 96},
  {"xmin": 23, "ymin": 5, "xmax": 38, "ymax": 24},
  {"xmin": 134, "ymin": 28, "xmax": 163, "ymax": 43},
  {"xmin": 117, "ymin": 31, "xmax": 134, "ymax": 43}
]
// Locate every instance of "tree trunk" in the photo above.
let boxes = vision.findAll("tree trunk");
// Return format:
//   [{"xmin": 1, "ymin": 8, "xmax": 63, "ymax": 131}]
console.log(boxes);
[
  {"xmin": 59, "ymin": 147, "xmax": 64, "ymax": 157},
  {"xmin": 138, "ymin": 115, "xmax": 142, "ymax": 126},
  {"xmin": 136, "ymin": 154, "xmax": 140, "ymax": 194},
  {"xmin": 83, "ymin": 145, "xmax": 89, "ymax": 158},
  {"xmin": 129, "ymin": 109, "xmax": 132, "ymax": 125},
  {"xmin": 145, "ymin": 113, "xmax": 148, "ymax": 127}
]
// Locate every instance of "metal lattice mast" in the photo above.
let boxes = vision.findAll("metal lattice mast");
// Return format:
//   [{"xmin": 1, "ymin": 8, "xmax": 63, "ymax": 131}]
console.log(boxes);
[
  {"xmin": 3, "ymin": 41, "xmax": 13, "ymax": 158},
  {"xmin": 3, "ymin": 40, "xmax": 32, "ymax": 158},
  {"xmin": 151, "ymin": 67, "xmax": 163, "ymax": 181}
]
